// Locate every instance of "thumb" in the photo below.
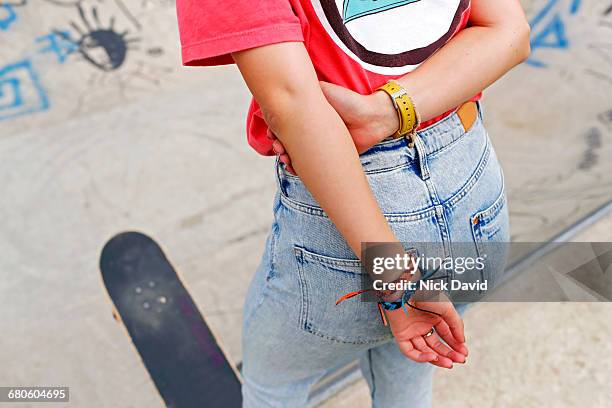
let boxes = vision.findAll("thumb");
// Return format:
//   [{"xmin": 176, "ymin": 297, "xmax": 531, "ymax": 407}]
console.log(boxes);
[
  {"xmin": 266, "ymin": 128, "xmax": 277, "ymax": 140},
  {"xmin": 442, "ymin": 305, "xmax": 465, "ymax": 344},
  {"xmin": 319, "ymin": 80, "xmax": 362, "ymax": 120},
  {"xmin": 319, "ymin": 80, "xmax": 339, "ymax": 101},
  {"xmin": 319, "ymin": 80, "xmax": 358, "ymax": 101}
]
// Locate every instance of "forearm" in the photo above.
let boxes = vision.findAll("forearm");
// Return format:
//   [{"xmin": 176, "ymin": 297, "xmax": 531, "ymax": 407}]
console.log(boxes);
[
  {"xmin": 366, "ymin": 2, "xmax": 530, "ymax": 134},
  {"xmin": 233, "ymin": 43, "xmax": 401, "ymax": 259},
  {"xmin": 269, "ymin": 93, "xmax": 398, "ymax": 256},
  {"xmin": 397, "ymin": 23, "xmax": 531, "ymax": 122}
]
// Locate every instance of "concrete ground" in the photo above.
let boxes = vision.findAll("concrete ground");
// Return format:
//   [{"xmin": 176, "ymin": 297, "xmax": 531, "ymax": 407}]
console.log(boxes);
[{"xmin": 1, "ymin": 0, "xmax": 611, "ymax": 407}]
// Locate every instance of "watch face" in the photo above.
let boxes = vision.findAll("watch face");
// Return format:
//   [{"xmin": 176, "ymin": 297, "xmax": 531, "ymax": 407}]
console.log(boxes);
[{"xmin": 311, "ymin": 0, "xmax": 471, "ymax": 74}]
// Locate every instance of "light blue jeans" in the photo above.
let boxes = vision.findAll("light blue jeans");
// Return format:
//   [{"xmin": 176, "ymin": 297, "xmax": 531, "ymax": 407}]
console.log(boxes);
[{"xmin": 242, "ymin": 103, "xmax": 510, "ymax": 407}]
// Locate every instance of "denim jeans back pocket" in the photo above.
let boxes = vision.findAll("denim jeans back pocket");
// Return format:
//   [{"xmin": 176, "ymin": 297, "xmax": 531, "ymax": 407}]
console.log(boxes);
[{"xmin": 293, "ymin": 246, "xmax": 392, "ymax": 345}]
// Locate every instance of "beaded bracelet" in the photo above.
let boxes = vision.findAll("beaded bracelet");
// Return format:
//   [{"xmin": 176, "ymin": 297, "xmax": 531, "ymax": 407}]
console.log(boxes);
[
  {"xmin": 335, "ymin": 266, "xmax": 445, "ymax": 326},
  {"xmin": 378, "ymin": 266, "xmax": 438, "ymax": 311}
]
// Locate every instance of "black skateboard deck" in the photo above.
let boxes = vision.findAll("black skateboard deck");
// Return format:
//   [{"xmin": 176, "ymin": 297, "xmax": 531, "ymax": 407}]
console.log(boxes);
[{"xmin": 100, "ymin": 232, "xmax": 242, "ymax": 408}]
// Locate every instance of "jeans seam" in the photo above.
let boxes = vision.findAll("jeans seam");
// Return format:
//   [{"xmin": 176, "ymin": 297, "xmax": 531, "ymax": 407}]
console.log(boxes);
[
  {"xmin": 296, "ymin": 245, "xmax": 362, "ymax": 268},
  {"xmin": 279, "ymin": 192, "xmax": 437, "ymax": 222},
  {"xmin": 295, "ymin": 250, "xmax": 309, "ymax": 331},
  {"xmin": 368, "ymin": 349, "xmax": 376, "ymax": 403},
  {"xmin": 472, "ymin": 196, "xmax": 507, "ymax": 249},
  {"xmin": 279, "ymin": 119, "xmax": 477, "ymax": 182},
  {"xmin": 473, "ymin": 173, "xmax": 506, "ymax": 224},
  {"xmin": 243, "ymin": 226, "xmax": 279, "ymax": 334},
  {"xmin": 305, "ymin": 326, "xmax": 391, "ymax": 345},
  {"xmin": 446, "ymin": 136, "xmax": 492, "ymax": 210},
  {"xmin": 426, "ymin": 118, "xmax": 480, "ymax": 160}
]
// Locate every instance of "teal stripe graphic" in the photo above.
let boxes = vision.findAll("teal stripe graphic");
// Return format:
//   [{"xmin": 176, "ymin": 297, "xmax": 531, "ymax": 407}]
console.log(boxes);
[{"xmin": 343, "ymin": 0, "xmax": 421, "ymax": 23}]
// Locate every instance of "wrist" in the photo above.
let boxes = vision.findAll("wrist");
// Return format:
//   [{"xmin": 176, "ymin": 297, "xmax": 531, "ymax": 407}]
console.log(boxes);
[
  {"xmin": 367, "ymin": 90, "xmax": 401, "ymax": 141},
  {"xmin": 385, "ymin": 302, "xmax": 412, "ymax": 327},
  {"xmin": 396, "ymin": 79, "xmax": 430, "ymax": 123},
  {"xmin": 377, "ymin": 267, "xmax": 421, "ymax": 302}
]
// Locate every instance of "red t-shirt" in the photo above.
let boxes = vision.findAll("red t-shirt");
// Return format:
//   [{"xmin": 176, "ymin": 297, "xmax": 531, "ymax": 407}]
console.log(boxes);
[{"xmin": 176, "ymin": 0, "xmax": 475, "ymax": 156}]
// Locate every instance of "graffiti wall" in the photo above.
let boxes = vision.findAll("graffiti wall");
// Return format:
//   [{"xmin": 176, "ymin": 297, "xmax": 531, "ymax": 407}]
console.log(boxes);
[
  {"xmin": 0, "ymin": 0, "xmax": 610, "ymax": 242},
  {"xmin": 485, "ymin": 0, "xmax": 612, "ymax": 243},
  {"xmin": 0, "ymin": 0, "xmax": 177, "ymax": 132}
]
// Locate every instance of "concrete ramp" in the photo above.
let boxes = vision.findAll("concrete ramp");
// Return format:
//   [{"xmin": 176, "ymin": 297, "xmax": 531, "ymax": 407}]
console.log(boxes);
[{"xmin": 486, "ymin": 0, "xmax": 612, "ymax": 243}]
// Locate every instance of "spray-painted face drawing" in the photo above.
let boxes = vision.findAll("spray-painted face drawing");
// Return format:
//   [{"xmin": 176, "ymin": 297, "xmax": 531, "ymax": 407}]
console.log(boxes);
[
  {"xmin": 79, "ymin": 30, "xmax": 127, "ymax": 71},
  {"xmin": 69, "ymin": 5, "xmax": 140, "ymax": 71},
  {"xmin": 312, "ymin": 0, "xmax": 471, "ymax": 74}
]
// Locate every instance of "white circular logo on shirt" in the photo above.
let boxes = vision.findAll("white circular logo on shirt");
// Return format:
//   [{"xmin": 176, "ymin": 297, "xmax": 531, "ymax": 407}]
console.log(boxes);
[{"xmin": 311, "ymin": 0, "xmax": 470, "ymax": 75}]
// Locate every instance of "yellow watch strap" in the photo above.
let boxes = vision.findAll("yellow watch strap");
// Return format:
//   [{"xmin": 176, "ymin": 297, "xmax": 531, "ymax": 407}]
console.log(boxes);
[{"xmin": 377, "ymin": 81, "xmax": 419, "ymax": 139}]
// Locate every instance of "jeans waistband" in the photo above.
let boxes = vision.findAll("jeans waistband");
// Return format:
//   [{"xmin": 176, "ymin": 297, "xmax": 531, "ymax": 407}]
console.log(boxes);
[{"xmin": 356, "ymin": 101, "xmax": 483, "ymax": 174}]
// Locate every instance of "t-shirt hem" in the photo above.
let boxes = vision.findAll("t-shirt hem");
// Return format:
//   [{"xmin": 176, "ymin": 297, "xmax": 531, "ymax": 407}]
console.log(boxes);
[{"xmin": 182, "ymin": 23, "xmax": 304, "ymax": 66}]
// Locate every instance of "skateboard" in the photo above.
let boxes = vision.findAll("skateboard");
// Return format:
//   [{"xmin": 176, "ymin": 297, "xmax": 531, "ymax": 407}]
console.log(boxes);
[{"xmin": 100, "ymin": 232, "xmax": 242, "ymax": 408}]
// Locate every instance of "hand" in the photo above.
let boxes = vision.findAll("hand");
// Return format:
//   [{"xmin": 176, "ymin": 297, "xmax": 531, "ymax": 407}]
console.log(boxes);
[
  {"xmin": 318, "ymin": 81, "xmax": 399, "ymax": 152},
  {"xmin": 268, "ymin": 81, "xmax": 399, "ymax": 174},
  {"xmin": 385, "ymin": 291, "xmax": 468, "ymax": 369}
]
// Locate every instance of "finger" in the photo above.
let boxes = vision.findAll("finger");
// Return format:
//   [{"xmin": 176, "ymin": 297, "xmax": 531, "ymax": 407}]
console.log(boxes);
[
  {"xmin": 279, "ymin": 155, "xmax": 296, "ymax": 175},
  {"xmin": 441, "ymin": 305, "xmax": 466, "ymax": 344},
  {"xmin": 272, "ymin": 140, "xmax": 285, "ymax": 155},
  {"xmin": 411, "ymin": 337, "xmax": 452, "ymax": 369},
  {"xmin": 318, "ymin": 80, "xmax": 334, "ymax": 96},
  {"xmin": 425, "ymin": 333, "xmax": 465, "ymax": 364},
  {"xmin": 356, "ymin": 144, "xmax": 372, "ymax": 155},
  {"xmin": 396, "ymin": 340, "xmax": 437, "ymax": 363},
  {"xmin": 279, "ymin": 154, "xmax": 291, "ymax": 165},
  {"xmin": 266, "ymin": 128, "xmax": 277, "ymax": 140},
  {"xmin": 286, "ymin": 164, "xmax": 297, "ymax": 175},
  {"xmin": 434, "ymin": 320, "xmax": 469, "ymax": 357}
]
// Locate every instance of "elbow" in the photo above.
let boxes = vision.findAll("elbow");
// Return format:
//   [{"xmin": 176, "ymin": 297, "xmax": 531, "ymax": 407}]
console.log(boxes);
[
  {"xmin": 261, "ymin": 85, "xmax": 323, "ymax": 135},
  {"xmin": 496, "ymin": 18, "xmax": 531, "ymax": 66},
  {"xmin": 514, "ymin": 20, "xmax": 532, "ymax": 64},
  {"xmin": 262, "ymin": 107, "xmax": 286, "ymax": 136},
  {"xmin": 260, "ymin": 84, "xmax": 303, "ymax": 133}
]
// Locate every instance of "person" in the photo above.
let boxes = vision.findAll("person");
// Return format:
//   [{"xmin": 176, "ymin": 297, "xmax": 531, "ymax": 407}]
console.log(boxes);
[{"xmin": 176, "ymin": 0, "xmax": 530, "ymax": 406}]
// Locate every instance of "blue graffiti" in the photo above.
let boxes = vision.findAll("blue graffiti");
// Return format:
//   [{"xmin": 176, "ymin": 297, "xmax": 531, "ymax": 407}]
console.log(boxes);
[
  {"xmin": 0, "ymin": 60, "xmax": 50, "ymax": 121},
  {"xmin": 0, "ymin": 4, "xmax": 17, "ymax": 31},
  {"xmin": 0, "ymin": 77, "xmax": 21, "ymax": 109},
  {"xmin": 35, "ymin": 30, "xmax": 78, "ymax": 63},
  {"xmin": 527, "ymin": 0, "xmax": 581, "ymax": 67}
]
